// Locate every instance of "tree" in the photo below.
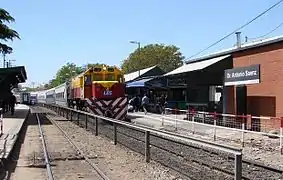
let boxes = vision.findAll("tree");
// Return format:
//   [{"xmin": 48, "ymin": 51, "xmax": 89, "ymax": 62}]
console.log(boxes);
[
  {"xmin": 121, "ymin": 44, "xmax": 185, "ymax": 73},
  {"xmin": 81, "ymin": 63, "xmax": 107, "ymax": 70},
  {"xmin": 45, "ymin": 62, "xmax": 108, "ymax": 89},
  {"xmin": 0, "ymin": 8, "xmax": 20, "ymax": 55},
  {"xmin": 48, "ymin": 62, "xmax": 84, "ymax": 88}
]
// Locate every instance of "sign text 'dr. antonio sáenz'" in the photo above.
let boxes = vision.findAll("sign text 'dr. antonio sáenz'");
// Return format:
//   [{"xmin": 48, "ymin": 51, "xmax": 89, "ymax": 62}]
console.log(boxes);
[{"xmin": 224, "ymin": 64, "xmax": 260, "ymax": 86}]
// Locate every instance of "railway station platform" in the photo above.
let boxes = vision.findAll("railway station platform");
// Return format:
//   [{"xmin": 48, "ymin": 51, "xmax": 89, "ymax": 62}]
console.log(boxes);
[
  {"xmin": 0, "ymin": 104, "xmax": 30, "ymax": 159},
  {"xmin": 128, "ymin": 111, "xmax": 275, "ymax": 141}
]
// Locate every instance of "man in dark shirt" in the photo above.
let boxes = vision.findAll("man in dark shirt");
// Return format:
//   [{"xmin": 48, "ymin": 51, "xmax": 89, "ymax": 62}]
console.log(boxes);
[
  {"xmin": 216, "ymin": 96, "xmax": 223, "ymax": 113},
  {"xmin": 10, "ymin": 94, "xmax": 16, "ymax": 115},
  {"xmin": 159, "ymin": 95, "xmax": 165, "ymax": 114}
]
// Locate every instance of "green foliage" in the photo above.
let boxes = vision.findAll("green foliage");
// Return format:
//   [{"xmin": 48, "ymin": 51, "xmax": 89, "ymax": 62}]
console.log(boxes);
[
  {"xmin": 47, "ymin": 63, "xmax": 83, "ymax": 88},
  {"xmin": 121, "ymin": 44, "xmax": 185, "ymax": 73},
  {"xmin": 0, "ymin": 8, "xmax": 20, "ymax": 55},
  {"xmin": 81, "ymin": 63, "xmax": 106, "ymax": 71},
  {"xmin": 45, "ymin": 62, "xmax": 109, "ymax": 88}
]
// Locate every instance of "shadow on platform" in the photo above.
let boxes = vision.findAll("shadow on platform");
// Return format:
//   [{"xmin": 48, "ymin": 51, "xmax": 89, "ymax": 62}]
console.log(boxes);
[
  {"xmin": 3, "ymin": 109, "xmax": 29, "ymax": 119},
  {"xmin": 0, "ymin": 112, "xmax": 32, "ymax": 179}
]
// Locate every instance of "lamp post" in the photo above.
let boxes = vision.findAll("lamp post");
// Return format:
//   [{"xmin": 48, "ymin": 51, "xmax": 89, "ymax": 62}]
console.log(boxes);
[
  {"xmin": 129, "ymin": 41, "xmax": 141, "ymax": 77},
  {"xmin": 3, "ymin": 53, "xmax": 6, "ymax": 68},
  {"xmin": 7, "ymin": 59, "xmax": 16, "ymax": 67}
]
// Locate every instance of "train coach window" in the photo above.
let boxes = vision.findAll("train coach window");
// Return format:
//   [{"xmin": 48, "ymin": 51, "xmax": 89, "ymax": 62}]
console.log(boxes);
[{"xmin": 55, "ymin": 92, "xmax": 64, "ymax": 99}]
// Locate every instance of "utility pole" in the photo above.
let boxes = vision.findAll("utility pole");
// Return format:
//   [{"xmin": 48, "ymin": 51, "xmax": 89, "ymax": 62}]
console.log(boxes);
[
  {"xmin": 8, "ymin": 59, "xmax": 16, "ymax": 67},
  {"xmin": 3, "ymin": 53, "xmax": 6, "ymax": 68},
  {"xmin": 129, "ymin": 41, "xmax": 141, "ymax": 77},
  {"xmin": 30, "ymin": 82, "xmax": 36, "ymax": 90}
]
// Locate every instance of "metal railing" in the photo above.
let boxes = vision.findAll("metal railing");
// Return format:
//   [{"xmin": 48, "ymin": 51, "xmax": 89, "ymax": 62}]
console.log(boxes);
[
  {"xmin": 42, "ymin": 103, "xmax": 243, "ymax": 180},
  {"xmin": 141, "ymin": 107, "xmax": 283, "ymax": 153},
  {"xmin": 0, "ymin": 108, "xmax": 3, "ymax": 136}
]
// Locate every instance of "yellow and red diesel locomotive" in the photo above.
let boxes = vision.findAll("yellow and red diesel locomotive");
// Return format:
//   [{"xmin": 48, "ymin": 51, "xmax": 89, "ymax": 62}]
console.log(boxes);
[{"xmin": 68, "ymin": 65, "xmax": 128, "ymax": 120}]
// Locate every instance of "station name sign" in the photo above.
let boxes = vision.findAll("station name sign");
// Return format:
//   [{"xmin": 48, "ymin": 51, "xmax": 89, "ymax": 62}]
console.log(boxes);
[{"xmin": 224, "ymin": 64, "xmax": 260, "ymax": 86}]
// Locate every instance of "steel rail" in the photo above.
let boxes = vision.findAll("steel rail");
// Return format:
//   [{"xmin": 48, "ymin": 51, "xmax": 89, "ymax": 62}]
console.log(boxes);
[
  {"xmin": 48, "ymin": 115, "xmax": 110, "ymax": 180},
  {"xmin": 36, "ymin": 113, "xmax": 54, "ymax": 180}
]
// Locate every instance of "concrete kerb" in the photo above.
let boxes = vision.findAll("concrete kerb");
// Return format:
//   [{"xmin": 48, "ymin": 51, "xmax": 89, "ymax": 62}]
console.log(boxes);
[{"xmin": 0, "ymin": 107, "xmax": 31, "ymax": 168}]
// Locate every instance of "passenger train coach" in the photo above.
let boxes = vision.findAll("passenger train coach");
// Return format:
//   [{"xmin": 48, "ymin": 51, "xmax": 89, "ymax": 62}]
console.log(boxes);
[
  {"xmin": 34, "ymin": 83, "xmax": 70, "ymax": 107},
  {"xmin": 32, "ymin": 65, "xmax": 128, "ymax": 121}
]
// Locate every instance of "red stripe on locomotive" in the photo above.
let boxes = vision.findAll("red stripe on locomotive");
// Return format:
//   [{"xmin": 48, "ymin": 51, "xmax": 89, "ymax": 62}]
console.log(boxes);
[
  {"xmin": 72, "ymin": 87, "xmax": 81, "ymax": 98},
  {"xmin": 92, "ymin": 83, "xmax": 125, "ymax": 99}
]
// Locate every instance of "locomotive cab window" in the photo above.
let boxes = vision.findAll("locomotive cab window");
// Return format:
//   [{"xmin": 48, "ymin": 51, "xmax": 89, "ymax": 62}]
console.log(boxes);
[
  {"xmin": 93, "ymin": 74, "xmax": 103, "ymax": 81},
  {"xmin": 105, "ymin": 73, "xmax": 115, "ymax": 81},
  {"xmin": 117, "ymin": 75, "xmax": 124, "ymax": 83},
  {"xmin": 84, "ymin": 75, "xmax": 92, "ymax": 85}
]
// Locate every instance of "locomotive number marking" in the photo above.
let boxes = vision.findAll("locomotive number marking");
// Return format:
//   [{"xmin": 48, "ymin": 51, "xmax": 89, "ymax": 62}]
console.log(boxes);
[{"xmin": 103, "ymin": 90, "xmax": 112, "ymax": 96}]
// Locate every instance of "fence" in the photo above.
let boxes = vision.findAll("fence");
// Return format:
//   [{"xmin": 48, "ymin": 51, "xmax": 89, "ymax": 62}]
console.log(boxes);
[
  {"xmin": 161, "ymin": 107, "xmax": 283, "ymax": 152},
  {"xmin": 0, "ymin": 108, "xmax": 3, "ymax": 136},
  {"xmin": 41, "ymin": 103, "xmax": 243, "ymax": 180}
]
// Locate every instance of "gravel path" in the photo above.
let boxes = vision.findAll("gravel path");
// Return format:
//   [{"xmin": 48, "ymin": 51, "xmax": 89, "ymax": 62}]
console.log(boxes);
[
  {"xmin": 44, "ymin": 112, "xmax": 185, "ymax": 180},
  {"xmin": 7, "ymin": 113, "xmax": 46, "ymax": 180}
]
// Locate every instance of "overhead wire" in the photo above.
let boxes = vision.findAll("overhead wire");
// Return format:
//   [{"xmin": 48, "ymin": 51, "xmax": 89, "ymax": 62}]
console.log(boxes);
[
  {"xmin": 248, "ymin": 21, "xmax": 283, "ymax": 40},
  {"xmin": 185, "ymin": 0, "xmax": 283, "ymax": 61}
]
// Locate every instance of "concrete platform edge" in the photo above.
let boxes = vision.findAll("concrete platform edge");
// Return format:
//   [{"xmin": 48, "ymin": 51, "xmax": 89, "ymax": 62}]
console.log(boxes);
[{"xmin": 0, "ymin": 109, "xmax": 31, "ymax": 164}]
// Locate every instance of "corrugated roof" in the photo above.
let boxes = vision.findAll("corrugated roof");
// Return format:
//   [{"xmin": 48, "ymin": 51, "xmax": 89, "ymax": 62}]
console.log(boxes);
[
  {"xmin": 164, "ymin": 55, "xmax": 230, "ymax": 76},
  {"xmin": 186, "ymin": 35, "xmax": 283, "ymax": 63},
  {"xmin": 124, "ymin": 65, "xmax": 157, "ymax": 82},
  {"xmin": 126, "ymin": 77, "xmax": 153, "ymax": 88}
]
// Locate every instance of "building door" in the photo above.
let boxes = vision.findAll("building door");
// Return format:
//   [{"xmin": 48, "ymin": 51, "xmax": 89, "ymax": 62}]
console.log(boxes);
[
  {"xmin": 236, "ymin": 85, "xmax": 247, "ymax": 115},
  {"xmin": 236, "ymin": 85, "xmax": 258, "ymax": 130}
]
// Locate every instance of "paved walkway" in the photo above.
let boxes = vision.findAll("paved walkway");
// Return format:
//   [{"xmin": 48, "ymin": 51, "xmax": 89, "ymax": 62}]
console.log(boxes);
[
  {"xmin": 0, "ymin": 104, "xmax": 30, "ymax": 159},
  {"xmin": 128, "ymin": 111, "xmax": 255, "ymax": 142}
]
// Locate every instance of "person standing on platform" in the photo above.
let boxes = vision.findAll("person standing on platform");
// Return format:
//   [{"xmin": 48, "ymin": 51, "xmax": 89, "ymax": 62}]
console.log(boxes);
[
  {"xmin": 9, "ymin": 93, "xmax": 16, "ymax": 115},
  {"xmin": 159, "ymin": 95, "xmax": 166, "ymax": 114},
  {"xmin": 141, "ymin": 94, "xmax": 149, "ymax": 114},
  {"xmin": 134, "ymin": 95, "xmax": 140, "ymax": 112}
]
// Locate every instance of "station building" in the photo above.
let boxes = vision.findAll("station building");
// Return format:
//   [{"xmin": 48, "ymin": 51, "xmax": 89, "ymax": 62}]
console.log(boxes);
[
  {"xmin": 124, "ymin": 65, "xmax": 166, "ymax": 98},
  {"xmin": 0, "ymin": 66, "xmax": 27, "ymax": 111},
  {"xmin": 164, "ymin": 33, "xmax": 283, "ymax": 118},
  {"xmin": 124, "ymin": 65, "xmax": 167, "ymax": 113}
]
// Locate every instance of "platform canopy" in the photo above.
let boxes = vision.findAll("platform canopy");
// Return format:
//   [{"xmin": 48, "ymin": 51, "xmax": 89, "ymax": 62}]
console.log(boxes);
[
  {"xmin": 126, "ymin": 78, "xmax": 153, "ymax": 88},
  {"xmin": 164, "ymin": 55, "xmax": 231, "ymax": 77},
  {"xmin": 0, "ymin": 66, "xmax": 27, "ymax": 90},
  {"xmin": 124, "ymin": 65, "xmax": 165, "ymax": 83}
]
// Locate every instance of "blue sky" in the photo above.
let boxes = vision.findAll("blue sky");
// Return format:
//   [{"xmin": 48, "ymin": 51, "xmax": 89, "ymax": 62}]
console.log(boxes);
[{"xmin": 2, "ymin": 0, "xmax": 283, "ymax": 87}]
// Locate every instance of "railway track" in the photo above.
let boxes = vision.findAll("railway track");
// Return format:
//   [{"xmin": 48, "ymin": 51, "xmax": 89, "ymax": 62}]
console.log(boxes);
[
  {"xmin": 39, "ymin": 105, "xmax": 283, "ymax": 179},
  {"xmin": 34, "ymin": 109, "xmax": 109, "ymax": 180},
  {"xmin": 102, "ymin": 123, "xmax": 283, "ymax": 180}
]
